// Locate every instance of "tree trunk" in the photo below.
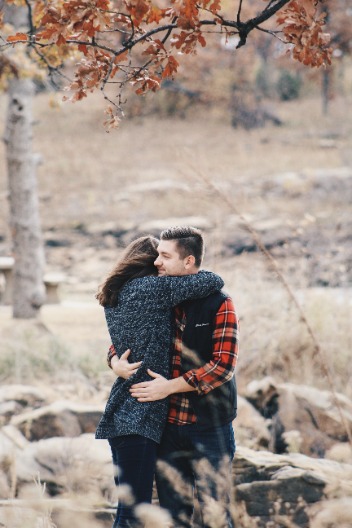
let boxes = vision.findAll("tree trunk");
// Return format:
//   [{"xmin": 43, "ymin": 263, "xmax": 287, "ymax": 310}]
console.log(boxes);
[
  {"xmin": 4, "ymin": 78, "xmax": 46, "ymax": 318},
  {"xmin": 322, "ymin": 68, "xmax": 330, "ymax": 116}
]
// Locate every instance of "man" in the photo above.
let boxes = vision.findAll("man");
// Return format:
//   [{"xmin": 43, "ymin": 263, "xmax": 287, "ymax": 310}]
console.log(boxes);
[{"xmin": 113, "ymin": 226, "xmax": 239, "ymax": 527}]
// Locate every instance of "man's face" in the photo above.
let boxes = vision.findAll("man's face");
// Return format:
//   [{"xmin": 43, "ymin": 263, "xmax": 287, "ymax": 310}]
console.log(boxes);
[{"xmin": 154, "ymin": 239, "xmax": 194, "ymax": 276}]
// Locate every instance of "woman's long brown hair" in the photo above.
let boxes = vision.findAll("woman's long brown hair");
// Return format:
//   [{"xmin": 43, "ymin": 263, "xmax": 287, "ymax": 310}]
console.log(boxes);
[{"xmin": 96, "ymin": 236, "xmax": 159, "ymax": 307}]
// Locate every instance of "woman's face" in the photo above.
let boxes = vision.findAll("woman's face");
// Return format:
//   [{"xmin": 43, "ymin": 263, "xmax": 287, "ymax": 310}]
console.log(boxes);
[{"xmin": 154, "ymin": 240, "xmax": 193, "ymax": 277}]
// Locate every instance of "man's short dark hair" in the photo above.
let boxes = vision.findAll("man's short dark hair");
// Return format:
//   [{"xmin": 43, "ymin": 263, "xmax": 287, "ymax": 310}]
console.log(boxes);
[{"xmin": 160, "ymin": 226, "xmax": 204, "ymax": 267}]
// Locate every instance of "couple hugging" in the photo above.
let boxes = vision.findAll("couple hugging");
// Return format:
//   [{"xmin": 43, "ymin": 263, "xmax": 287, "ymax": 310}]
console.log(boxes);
[{"xmin": 95, "ymin": 226, "xmax": 239, "ymax": 528}]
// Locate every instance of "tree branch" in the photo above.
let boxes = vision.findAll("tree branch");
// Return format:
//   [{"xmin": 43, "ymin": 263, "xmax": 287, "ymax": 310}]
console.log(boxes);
[
  {"xmin": 24, "ymin": 0, "xmax": 35, "ymax": 36},
  {"xmin": 236, "ymin": 0, "xmax": 291, "ymax": 47}
]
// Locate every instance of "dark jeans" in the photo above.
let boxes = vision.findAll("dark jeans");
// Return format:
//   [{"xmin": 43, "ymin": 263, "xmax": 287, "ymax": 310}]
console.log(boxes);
[
  {"xmin": 109, "ymin": 435, "xmax": 158, "ymax": 528},
  {"xmin": 155, "ymin": 422, "xmax": 236, "ymax": 528}
]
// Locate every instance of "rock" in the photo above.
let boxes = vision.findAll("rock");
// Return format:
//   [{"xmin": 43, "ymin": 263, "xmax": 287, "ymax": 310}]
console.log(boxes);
[
  {"xmin": 125, "ymin": 179, "xmax": 190, "ymax": 194},
  {"xmin": 226, "ymin": 222, "xmax": 293, "ymax": 256},
  {"xmin": 0, "ymin": 384, "xmax": 49, "ymax": 409},
  {"xmin": 235, "ymin": 396, "xmax": 270, "ymax": 449},
  {"xmin": 0, "ymin": 385, "xmax": 50, "ymax": 425},
  {"xmin": 233, "ymin": 446, "xmax": 352, "ymax": 527},
  {"xmin": 0, "ymin": 469, "xmax": 11, "ymax": 499},
  {"xmin": 0, "ymin": 425, "xmax": 29, "ymax": 451},
  {"xmin": 13, "ymin": 434, "xmax": 113, "ymax": 497},
  {"xmin": 318, "ymin": 139, "xmax": 337, "ymax": 149},
  {"xmin": 0, "ymin": 426, "xmax": 29, "ymax": 498},
  {"xmin": 309, "ymin": 497, "xmax": 352, "ymax": 528},
  {"xmin": 325, "ymin": 442, "xmax": 352, "ymax": 464},
  {"xmin": 135, "ymin": 216, "xmax": 213, "ymax": 236},
  {"xmin": 10, "ymin": 401, "xmax": 104, "ymax": 440},
  {"xmin": 0, "ymin": 427, "xmax": 113, "ymax": 498},
  {"xmin": 0, "ymin": 402, "xmax": 18, "ymax": 426},
  {"xmin": 244, "ymin": 377, "xmax": 352, "ymax": 458}
]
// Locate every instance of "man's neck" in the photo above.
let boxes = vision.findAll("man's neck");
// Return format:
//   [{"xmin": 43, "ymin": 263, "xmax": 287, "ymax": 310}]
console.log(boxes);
[{"xmin": 183, "ymin": 267, "xmax": 200, "ymax": 276}]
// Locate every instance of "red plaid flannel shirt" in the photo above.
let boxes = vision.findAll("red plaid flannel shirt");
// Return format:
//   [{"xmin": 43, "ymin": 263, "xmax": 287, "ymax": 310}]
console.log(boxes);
[{"xmin": 168, "ymin": 297, "xmax": 239, "ymax": 425}]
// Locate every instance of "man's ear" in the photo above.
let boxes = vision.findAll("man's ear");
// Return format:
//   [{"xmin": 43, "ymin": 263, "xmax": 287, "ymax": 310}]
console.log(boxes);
[{"xmin": 184, "ymin": 255, "xmax": 196, "ymax": 269}]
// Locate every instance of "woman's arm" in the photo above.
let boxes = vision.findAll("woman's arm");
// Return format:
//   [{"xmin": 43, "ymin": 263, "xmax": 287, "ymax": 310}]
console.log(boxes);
[{"xmin": 163, "ymin": 270, "xmax": 224, "ymax": 306}]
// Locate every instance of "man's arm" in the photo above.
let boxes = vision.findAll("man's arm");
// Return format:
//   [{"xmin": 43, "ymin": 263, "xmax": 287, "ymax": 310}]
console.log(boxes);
[
  {"xmin": 130, "ymin": 297, "xmax": 239, "ymax": 402},
  {"xmin": 129, "ymin": 369, "xmax": 196, "ymax": 402}
]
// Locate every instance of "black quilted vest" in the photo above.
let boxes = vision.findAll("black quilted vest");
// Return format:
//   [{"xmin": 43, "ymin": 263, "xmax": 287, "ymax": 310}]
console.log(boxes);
[{"xmin": 180, "ymin": 291, "xmax": 237, "ymax": 428}]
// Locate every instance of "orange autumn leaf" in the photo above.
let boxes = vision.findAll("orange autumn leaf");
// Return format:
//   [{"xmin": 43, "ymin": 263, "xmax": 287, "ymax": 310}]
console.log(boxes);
[
  {"xmin": 126, "ymin": 0, "xmax": 150, "ymax": 27},
  {"xmin": 7, "ymin": 32, "xmax": 28, "ymax": 43},
  {"xmin": 277, "ymin": 0, "xmax": 332, "ymax": 67},
  {"xmin": 162, "ymin": 55, "xmax": 179, "ymax": 78},
  {"xmin": 147, "ymin": 5, "xmax": 168, "ymax": 24},
  {"xmin": 114, "ymin": 51, "xmax": 129, "ymax": 64}
]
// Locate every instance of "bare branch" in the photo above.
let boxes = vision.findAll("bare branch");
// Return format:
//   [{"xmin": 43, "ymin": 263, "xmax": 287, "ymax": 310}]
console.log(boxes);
[
  {"xmin": 24, "ymin": 0, "xmax": 35, "ymax": 35},
  {"xmin": 256, "ymin": 25, "xmax": 286, "ymax": 43},
  {"xmin": 247, "ymin": 0, "xmax": 291, "ymax": 30},
  {"xmin": 237, "ymin": 0, "xmax": 244, "ymax": 25},
  {"xmin": 235, "ymin": 0, "xmax": 291, "ymax": 47}
]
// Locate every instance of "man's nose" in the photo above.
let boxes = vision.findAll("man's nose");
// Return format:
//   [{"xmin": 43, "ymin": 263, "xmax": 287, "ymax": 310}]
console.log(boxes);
[{"xmin": 154, "ymin": 256, "xmax": 161, "ymax": 266}]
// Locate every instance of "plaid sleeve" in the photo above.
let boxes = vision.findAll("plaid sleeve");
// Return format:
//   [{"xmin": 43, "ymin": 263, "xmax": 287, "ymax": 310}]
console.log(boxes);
[
  {"xmin": 183, "ymin": 297, "xmax": 239, "ymax": 395},
  {"xmin": 107, "ymin": 344, "xmax": 117, "ymax": 369}
]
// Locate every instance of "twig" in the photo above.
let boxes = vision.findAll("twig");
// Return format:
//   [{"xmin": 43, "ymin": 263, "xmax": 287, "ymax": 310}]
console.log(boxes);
[{"xmin": 189, "ymin": 164, "xmax": 352, "ymax": 448}]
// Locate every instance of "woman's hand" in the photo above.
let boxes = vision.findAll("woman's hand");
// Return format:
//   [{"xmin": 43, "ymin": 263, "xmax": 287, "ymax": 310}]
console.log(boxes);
[{"xmin": 111, "ymin": 349, "xmax": 142, "ymax": 379}]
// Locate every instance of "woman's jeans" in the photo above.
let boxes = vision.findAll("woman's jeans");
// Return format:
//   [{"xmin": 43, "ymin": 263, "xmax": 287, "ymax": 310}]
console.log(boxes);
[
  {"xmin": 109, "ymin": 435, "xmax": 158, "ymax": 528},
  {"xmin": 155, "ymin": 422, "xmax": 236, "ymax": 528}
]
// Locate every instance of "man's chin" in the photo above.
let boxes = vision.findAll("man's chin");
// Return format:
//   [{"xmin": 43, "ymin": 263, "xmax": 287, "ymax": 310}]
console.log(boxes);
[{"xmin": 157, "ymin": 270, "xmax": 167, "ymax": 276}]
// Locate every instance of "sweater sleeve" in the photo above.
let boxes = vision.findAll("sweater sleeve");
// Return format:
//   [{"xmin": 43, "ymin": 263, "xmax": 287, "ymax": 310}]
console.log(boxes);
[{"xmin": 161, "ymin": 271, "xmax": 224, "ymax": 306}]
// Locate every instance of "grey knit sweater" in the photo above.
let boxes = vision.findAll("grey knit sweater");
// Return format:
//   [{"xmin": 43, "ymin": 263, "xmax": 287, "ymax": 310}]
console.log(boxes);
[{"xmin": 95, "ymin": 271, "xmax": 224, "ymax": 443}]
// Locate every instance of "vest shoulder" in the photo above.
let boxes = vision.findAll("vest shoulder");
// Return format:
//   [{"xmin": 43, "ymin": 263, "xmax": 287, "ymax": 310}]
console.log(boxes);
[{"xmin": 183, "ymin": 290, "xmax": 229, "ymax": 312}]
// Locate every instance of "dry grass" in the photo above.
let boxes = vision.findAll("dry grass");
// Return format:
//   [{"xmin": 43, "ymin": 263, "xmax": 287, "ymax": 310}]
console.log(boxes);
[
  {"xmin": 1, "ymin": 90, "xmax": 351, "ymax": 233},
  {"xmin": 0, "ymin": 305, "xmax": 110, "ymax": 391},
  {"xmin": 223, "ymin": 269, "xmax": 352, "ymax": 397}
]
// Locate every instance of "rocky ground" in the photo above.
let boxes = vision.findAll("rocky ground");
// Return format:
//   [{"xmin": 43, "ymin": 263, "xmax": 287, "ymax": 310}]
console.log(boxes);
[{"xmin": 0, "ymin": 350, "xmax": 352, "ymax": 527}]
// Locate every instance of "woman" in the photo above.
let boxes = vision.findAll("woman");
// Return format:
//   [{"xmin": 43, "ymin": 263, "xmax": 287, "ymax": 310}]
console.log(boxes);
[{"xmin": 95, "ymin": 235, "xmax": 224, "ymax": 528}]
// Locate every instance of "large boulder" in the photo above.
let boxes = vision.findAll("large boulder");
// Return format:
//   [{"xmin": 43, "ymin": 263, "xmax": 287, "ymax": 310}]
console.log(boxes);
[
  {"xmin": 235, "ymin": 395, "xmax": 270, "ymax": 449},
  {"xmin": 10, "ymin": 401, "xmax": 104, "ymax": 440},
  {"xmin": 309, "ymin": 497, "xmax": 352, "ymax": 528},
  {"xmin": 244, "ymin": 377, "xmax": 352, "ymax": 457},
  {"xmin": 233, "ymin": 446, "xmax": 352, "ymax": 527},
  {"xmin": 0, "ymin": 428, "xmax": 113, "ymax": 497},
  {"xmin": 0, "ymin": 385, "xmax": 50, "ymax": 425},
  {"xmin": 0, "ymin": 425, "xmax": 30, "ymax": 499}
]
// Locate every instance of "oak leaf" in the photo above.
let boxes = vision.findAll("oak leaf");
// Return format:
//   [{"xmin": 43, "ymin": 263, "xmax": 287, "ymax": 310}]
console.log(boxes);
[
  {"xmin": 7, "ymin": 32, "xmax": 28, "ymax": 43},
  {"xmin": 162, "ymin": 55, "xmax": 179, "ymax": 78},
  {"xmin": 126, "ymin": 0, "xmax": 150, "ymax": 27}
]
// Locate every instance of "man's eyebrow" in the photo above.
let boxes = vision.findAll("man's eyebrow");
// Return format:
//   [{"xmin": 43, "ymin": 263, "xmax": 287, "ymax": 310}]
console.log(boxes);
[{"xmin": 159, "ymin": 251, "xmax": 171, "ymax": 256}]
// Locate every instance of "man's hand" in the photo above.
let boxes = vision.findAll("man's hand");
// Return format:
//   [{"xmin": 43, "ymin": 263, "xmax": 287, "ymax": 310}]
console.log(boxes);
[
  {"xmin": 129, "ymin": 370, "xmax": 171, "ymax": 401},
  {"xmin": 111, "ymin": 349, "xmax": 142, "ymax": 379},
  {"xmin": 130, "ymin": 370, "xmax": 196, "ymax": 401}
]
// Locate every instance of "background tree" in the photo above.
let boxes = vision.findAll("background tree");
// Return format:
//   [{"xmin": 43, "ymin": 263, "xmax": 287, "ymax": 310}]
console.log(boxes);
[{"xmin": 1, "ymin": 1, "xmax": 46, "ymax": 318}]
